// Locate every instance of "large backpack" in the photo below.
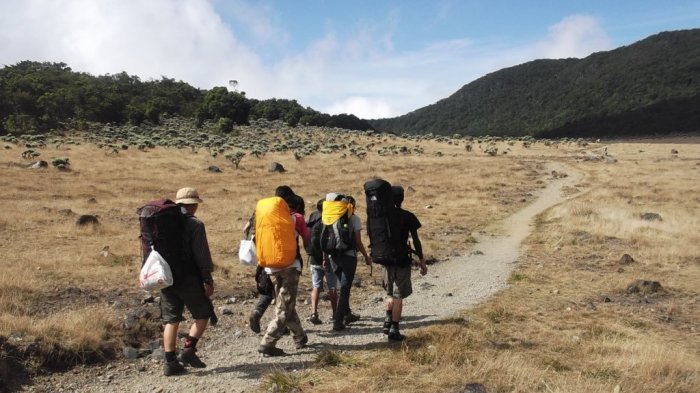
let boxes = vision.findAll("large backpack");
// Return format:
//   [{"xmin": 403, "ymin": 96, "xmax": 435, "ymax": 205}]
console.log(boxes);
[
  {"xmin": 255, "ymin": 196, "xmax": 297, "ymax": 268},
  {"xmin": 320, "ymin": 199, "xmax": 354, "ymax": 256},
  {"xmin": 137, "ymin": 199, "xmax": 187, "ymax": 273},
  {"xmin": 306, "ymin": 211, "xmax": 324, "ymax": 262},
  {"xmin": 364, "ymin": 179, "xmax": 409, "ymax": 266}
]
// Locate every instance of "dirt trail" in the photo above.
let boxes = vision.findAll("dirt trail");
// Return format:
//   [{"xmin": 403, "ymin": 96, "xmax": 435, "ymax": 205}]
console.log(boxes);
[{"xmin": 28, "ymin": 162, "xmax": 583, "ymax": 393}]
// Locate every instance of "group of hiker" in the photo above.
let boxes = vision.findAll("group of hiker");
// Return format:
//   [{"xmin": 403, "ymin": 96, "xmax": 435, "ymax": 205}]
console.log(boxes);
[{"xmin": 138, "ymin": 180, "xmax": 427, "ymax": 376}]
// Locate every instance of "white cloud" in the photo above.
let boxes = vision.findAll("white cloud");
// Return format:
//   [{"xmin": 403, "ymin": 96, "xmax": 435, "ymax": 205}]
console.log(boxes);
[
  {"xmin": 535, "ymin": 14, "xmax": 612, "ymax": 59},
  {"xmin": 326, "ymin": 96, "xmax": 395, "ymax": 118},
  {"xmin": 0, "ymin": 1, "xmax": 614, "ymax": 120}
]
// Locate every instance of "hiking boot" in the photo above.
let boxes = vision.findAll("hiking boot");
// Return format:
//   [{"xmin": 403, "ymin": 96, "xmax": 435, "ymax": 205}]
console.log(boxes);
[
  {"xmin": 249, "ymin": 311, "xmax": 262, "ymax": 334},
  {"xmin": 343, "ymin": 312, "xmax": 360, "ymax": 324},
  {"xmin": 295, "ymin": 334, "xmax": 309, "ymax": 350},
  {"xmin": 163, "ymin": 360, "xmax": 186, "ymax": 376},
  {"xmin": 308, "ymin": 314, "xmax": 322, "ymax": 325},
  {"xmin": 382, "ymin": 321, "xmax": 391, "ymax": 335},
  {"xmin": 258, "ymin": 345, "xmax": 285, "ymax": 357},
  {"xmin": 388, "ymin": 330, "xmax": 406, "ymax": 341},
  {"xmin": 178, "ymin": 347, "xmax": 206, "ymax": 368}
]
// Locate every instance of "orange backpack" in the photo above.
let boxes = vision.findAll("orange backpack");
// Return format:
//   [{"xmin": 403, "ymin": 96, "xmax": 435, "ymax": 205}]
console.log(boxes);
[{"xmin": 255, "ymin": 196, "xmax": 297, "ymax": 268}]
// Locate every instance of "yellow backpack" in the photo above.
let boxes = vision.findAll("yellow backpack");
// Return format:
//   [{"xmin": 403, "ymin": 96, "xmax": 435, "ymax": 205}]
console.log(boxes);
[{"xmin": 255, "ymin": 196, "xmax": 297, "ymax": 268}]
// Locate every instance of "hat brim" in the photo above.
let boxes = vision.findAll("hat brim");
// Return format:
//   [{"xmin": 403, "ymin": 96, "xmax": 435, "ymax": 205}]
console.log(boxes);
[{"xmin": 176, "ymin": 197, "xmax": 202, "ymax": 204}]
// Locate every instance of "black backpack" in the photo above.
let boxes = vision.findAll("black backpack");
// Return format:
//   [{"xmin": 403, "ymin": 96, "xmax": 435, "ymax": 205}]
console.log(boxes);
[
  {"xmin": 306, "ymin": 211, "xmax": 324, "ymax": 261},
  {"xmin": 320, "ymin": 200, "xmax": 355, "ymax": 256},
  {"xmin": 364, "ymin": 179, "xmax": 409, "ymax": 266},
  {"xmin": 137, "ymin": 199, "xmax": 187, "ymax": 273}
]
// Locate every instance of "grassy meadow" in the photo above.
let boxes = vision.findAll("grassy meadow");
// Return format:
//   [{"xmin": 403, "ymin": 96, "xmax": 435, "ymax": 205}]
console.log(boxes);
[{"xmin": 1, "ymin": 129, "xmax": 698, "ymax": 392}]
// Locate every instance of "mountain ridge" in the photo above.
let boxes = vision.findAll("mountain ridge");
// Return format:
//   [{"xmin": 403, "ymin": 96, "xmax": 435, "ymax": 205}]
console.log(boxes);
[{"xmin": 369, "ymin": 29, "xmax": 700, "ymax": 138}]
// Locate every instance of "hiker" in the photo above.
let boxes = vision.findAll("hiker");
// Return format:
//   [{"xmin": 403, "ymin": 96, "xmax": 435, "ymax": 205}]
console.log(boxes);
[
  {"xmin": 256, "ymin": 187, "xmax": 309, "ymax": 356},
  {"xmin": 161, "ymin": 187, "xmax": 215, "ymax": 375},
  {"xmin": 324, "ymin": 193, "xmax": 372, "ymax": 332},
  {"xmin": 245, "ymin": 186, "xmax": 296, "ymax": 334},
  {"xmin": 383, "ymin": 186, "xmax": 427, "ymax": 341},
  {"xmin": 306, "ymin": 199, "xmax": 338, "ymax": 324}
]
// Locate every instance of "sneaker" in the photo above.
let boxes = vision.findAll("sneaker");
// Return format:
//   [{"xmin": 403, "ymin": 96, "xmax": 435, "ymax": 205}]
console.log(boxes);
[
  {"xmin": 308, "ymin": 314, "xmax": 322, "ymax": 325},
  {"xmin": 295, "ymin": 334, "xmax": 309, "ymax": 350},
  {"xmin": 258, "ymin": 345, "xmax": 285, "ymax": 357},
  {"xmin": 249, "ymin": 311, "xmax": 262, "ymax": 334},
  {"xmin": 388, "ymin": 331, "xmax": 406, "ymax": 341},
  {"xmin": 344, "ymin": 313, "xmax": 360, "ymax": 324},
  {"xmin": 382, "ymin": 321, "xmax": 391, "ymax": 335},
  {"xmin": 178, "ymin": 347, "xmax": 206, "ymax": 368},
  {"xmin": 163, "ymin": 360, "xmax": 186, "ymax": 376}
]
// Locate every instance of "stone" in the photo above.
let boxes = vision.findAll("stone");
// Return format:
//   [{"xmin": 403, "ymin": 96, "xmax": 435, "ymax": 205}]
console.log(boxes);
[
  {"xmin": 122, "ymin": 346, "xmax": 139, "ymax": 360},
  {"xmin": 269, "ymin": 162, "xmax": 286, "ymax": 172},
  {"xmin": 640, "ymin": 212, "xmax": 662, "ymax": 221},
  {"xmin": 219, "ymin": 306, "xmax": 234, "ymax": 315},
  {"xmin": 87, "ymin": 197, "xmax": 98, "ymax": 204},
  {"xmin": 208, "ymin": 165, "xmax": 222, "ymax": 173},
  {"xmin": 462, "ymin": 383, "xmax": 488, "ymax": 393},
  {"xmin": 671, "ymin": 149, "xmax": 679, "ymax": 155},
  {"xmin": 28, "ymin": 160, "xmax": 48, "ymax": 169},
  {"xmin": 76, "ymin": 214, "xmax": 99, "ymax": 226},
  {"xmin": 627, "ymin": 279, "xmax": 662, "ymax": 294},
  {"xmin": 619, "ymin": 254, "xmax": 635, "ymax": 264}
]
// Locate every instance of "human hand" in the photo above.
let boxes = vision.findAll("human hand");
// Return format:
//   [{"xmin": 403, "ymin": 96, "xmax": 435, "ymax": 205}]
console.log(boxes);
[
  {"xmin": 204, "ymin": 282, "xmax": 214, "ymax": 297},
  {"xmin": 419, "ymin": 262, "xmax": 427, "ymax": 276}
]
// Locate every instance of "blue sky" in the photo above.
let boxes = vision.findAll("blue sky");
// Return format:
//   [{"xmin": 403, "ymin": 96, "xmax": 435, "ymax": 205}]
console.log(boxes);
[{"xmin": 1, "ymin": 0, "xmax": 699, "ymax": 119}]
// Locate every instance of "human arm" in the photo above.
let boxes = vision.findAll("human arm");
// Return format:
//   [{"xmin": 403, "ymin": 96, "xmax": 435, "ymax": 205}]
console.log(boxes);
[
  {"xmin": 190, "ymin": 219, "xmax": 215, "ymax": 291},
  {"xmin": 410, "ymin": 227, "xmax": 427, "ymax": 276},
  {"xmin": 354, "ymin": 230, "xmax": 372, "ymax": 265}
]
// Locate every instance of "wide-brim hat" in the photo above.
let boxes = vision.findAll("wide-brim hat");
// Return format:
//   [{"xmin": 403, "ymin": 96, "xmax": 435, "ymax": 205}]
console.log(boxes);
[{"xmin": 176, "ymin": 187, "xmax": 203, "ymax": 204}]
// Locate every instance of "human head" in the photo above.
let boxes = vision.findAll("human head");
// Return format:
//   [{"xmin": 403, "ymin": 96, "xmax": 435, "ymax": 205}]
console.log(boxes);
[
  {"xmin": 275, "ymin": 185, "xmax": 295, "ymax": 199},
  {"xmin": 176, "ymin": 187, "xmax": 202, "ymax": 214},
  {"xmin": 326, "ymin": 192, "xmax": 344, "ymax": 201},
  {"xmin": 316, "ymin": 199, "xmax": 324, "ymax": 212},
  {"xmin": 289, "ymin": 194, "xmax": 305, "ymax": 215},
  {"xmin": 391, "ymin": 186, "xmax": 404, "ymax": 208},
  {"xmin": 176, "ymin": 187, "xmax": 203, "ymax": 205}
]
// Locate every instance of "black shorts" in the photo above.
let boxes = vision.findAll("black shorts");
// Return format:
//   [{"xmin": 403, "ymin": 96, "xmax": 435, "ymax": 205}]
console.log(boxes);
[{"xmin": 160, "ymin": 275, "xmax": 214, "ymax": 323}]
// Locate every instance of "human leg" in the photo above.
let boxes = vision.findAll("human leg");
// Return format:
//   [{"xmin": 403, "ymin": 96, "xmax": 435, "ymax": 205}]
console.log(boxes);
[
  {"xmin": 385, "ymin": 265, "xmax": 412, "ymax": 341},
  {"xmin": 260, "ymin": 269, "xmax": 306, "ymax": 354},
  {"xmin": 325, "ymin": 266, "xmax": 338, "ymax": 319},
  {"xmin": 309, "ymin": 266, "xmax": 323, "ymax": 324},
  {"xmin": 332, "ymin": 255, "xmax": 357, "ymax": 330}
]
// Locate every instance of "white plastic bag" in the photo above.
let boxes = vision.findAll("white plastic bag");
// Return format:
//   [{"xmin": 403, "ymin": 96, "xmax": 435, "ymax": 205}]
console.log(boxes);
[
  {"xmin": 238, "ymin": 239, "xmax": 257, "ymax": 266},
  {"xmin": 139, "ymin": 249, "xmax": 173, "ymax": 290}
]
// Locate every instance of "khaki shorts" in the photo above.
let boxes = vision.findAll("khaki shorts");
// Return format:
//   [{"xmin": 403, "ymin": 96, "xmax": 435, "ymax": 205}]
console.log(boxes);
[{"xmin": 383, "ymin": 265, "xmax": 413, "ymax": 299}]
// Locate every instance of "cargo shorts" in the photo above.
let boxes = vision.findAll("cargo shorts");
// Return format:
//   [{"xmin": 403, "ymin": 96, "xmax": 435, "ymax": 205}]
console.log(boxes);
[
  {"xmin": 383, "ymin": 265, "xmax": 413, "ymax": 299},
  {"xmin": 160, "ymin": 274, "xmax": 214, "ymax": 323}
]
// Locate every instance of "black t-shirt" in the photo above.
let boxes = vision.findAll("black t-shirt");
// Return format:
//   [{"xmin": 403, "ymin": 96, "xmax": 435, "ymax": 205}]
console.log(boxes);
[{"xmin": 397, "ymin": 209, "xmax": 421, "ymax": 264}]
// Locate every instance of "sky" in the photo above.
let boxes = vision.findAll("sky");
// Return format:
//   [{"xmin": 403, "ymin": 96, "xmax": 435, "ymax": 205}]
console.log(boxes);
[{"xmin": 1, "ymin": 1, "xmax": 699, "ymax": 119}]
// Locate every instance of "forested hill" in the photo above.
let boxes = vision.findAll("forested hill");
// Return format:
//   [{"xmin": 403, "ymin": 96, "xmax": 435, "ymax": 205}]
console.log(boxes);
[
  {"xmin": 370, "ymin": 29, "xmax": 700, "ymax": 138},
  {"xmin": 0, "ymin": 62, "xmax": 373, "ymax": 135}
]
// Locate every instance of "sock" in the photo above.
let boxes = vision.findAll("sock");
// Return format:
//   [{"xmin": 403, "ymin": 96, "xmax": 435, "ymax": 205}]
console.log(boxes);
[
  {"xmin": 165, "ymin": 351, "xmax": 177, "ymax": 362},
  {"xmin": 385, "ymin": 310, "xmax": 392, "ymax": 322},
  {"xmin": 184, "ymin": 335, "xmax": 199, "ymax": 349},
  {"xmin": 390, "ymin": 321, "xmax": 400, "ymax": 332}
]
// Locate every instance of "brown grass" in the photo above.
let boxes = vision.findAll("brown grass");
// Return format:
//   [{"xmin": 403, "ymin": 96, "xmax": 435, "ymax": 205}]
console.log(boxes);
[
  {"xmin": 270, "ymin": 140, "xmax": 700, "ymax": 393},
  {"xmin": 2, "ymin": 134, "xmax": 699, "ymax": 392}
]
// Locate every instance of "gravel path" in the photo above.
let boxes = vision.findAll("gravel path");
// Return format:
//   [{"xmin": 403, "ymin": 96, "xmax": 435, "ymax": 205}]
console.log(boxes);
[{"xmin": 29, "ymin": 162, "xmax": 583, "ymax": 393}]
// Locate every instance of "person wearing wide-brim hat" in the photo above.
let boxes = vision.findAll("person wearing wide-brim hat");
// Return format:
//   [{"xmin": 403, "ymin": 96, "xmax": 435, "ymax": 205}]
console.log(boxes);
[{"xmin": 161, "ymin": 187, "xmax": 215, "ymax": 376}]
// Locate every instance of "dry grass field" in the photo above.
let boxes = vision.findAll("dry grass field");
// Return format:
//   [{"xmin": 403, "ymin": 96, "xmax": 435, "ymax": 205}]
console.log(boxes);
[{"xmin": 1, "ymin": 130, "xmax": 698, "ymax": 392}]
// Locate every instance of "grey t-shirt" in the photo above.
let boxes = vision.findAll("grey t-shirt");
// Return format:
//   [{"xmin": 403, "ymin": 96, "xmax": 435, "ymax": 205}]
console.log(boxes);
[{"xmin": 342, "ymin": 214, "xmax": 362, "ymax": 257}]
